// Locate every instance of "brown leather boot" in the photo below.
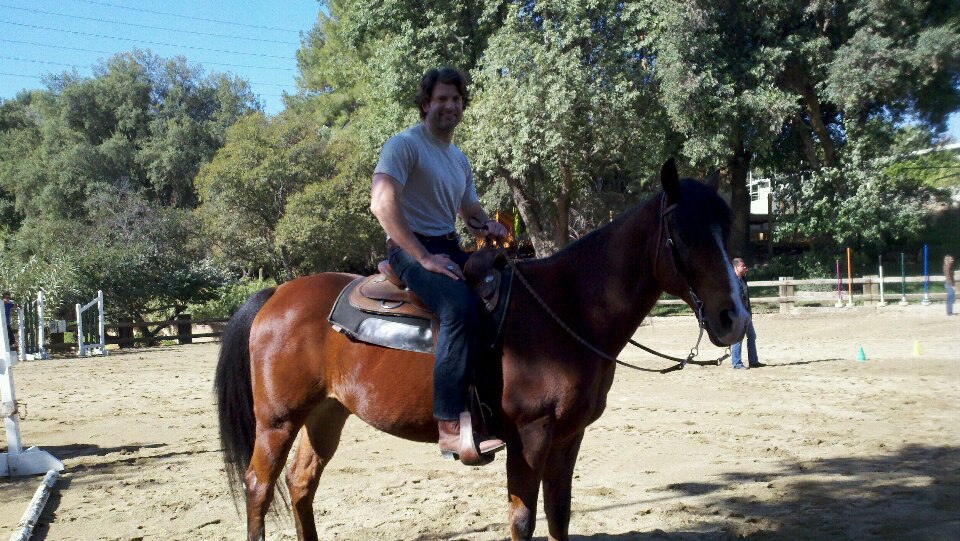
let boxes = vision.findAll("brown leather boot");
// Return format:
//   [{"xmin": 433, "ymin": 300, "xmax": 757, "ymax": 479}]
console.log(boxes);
[{"xmin": 438, "ymin": 412, "xmax": 505, "ymax": 465}]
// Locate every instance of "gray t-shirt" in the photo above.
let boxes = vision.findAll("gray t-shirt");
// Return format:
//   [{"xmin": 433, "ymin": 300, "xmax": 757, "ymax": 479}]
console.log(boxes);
[{"xmin": 374, "ymin": 123, "xmax": 479, "ymax": 236}]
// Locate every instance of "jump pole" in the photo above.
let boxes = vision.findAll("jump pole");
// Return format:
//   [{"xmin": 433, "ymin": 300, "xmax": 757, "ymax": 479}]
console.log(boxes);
[
  {"xmin": 846, "ymin": 247, "xmax": 854, "ymax": 307},
  {"xmin": 899, "ymin": 252, "xmax": 909, "ymax": 305},
  {"xmin": 835, "ymin": 259, "xmax": 844, "ymax": 307},
  {"xmin": 877, "ymin": 255, "xmax": 888, "ymax": 307},
  {"xmin": 921, "ymin": 244, "xmax": 931, "ymax": 305},
  {"xmin": 0, "ymin": 316, "xmax": 64, "ymax": 477},
  {"xmin": 9, "ymin": 469, "xmax": 60, "ymax": 541}
]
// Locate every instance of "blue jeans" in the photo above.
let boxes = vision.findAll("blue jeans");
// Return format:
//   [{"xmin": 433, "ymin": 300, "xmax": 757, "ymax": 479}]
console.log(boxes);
[
  {"xmin": 388, "ymin": 235, "xmax": 478, "ymax": 421},
  {"xmin": 731, "ymin": 319, "xmax": 758, "ymax": 368},
  {"xmin": 947, "ymin": 284, "xmax": 955, "ymax": 316}
]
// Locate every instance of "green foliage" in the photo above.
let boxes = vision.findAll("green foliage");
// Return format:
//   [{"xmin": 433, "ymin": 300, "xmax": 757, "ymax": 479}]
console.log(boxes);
[
  {"xmin": 194, "ymin": 111, "xmax": 338, "ymax": 279},
  {"xmin": 188, "ymin": 278, "xmax": 277, "ymax": 319},
  {"xmin": 68, "ymin": 188, "xmax": 230, "ymax": 321},
  {"xmin": 462, "ymin": 0, "xmax": 667, "ymax": 253},
  {"xmin": 0, "ymin": 253, "xmax": 81, "ymax": 320}
]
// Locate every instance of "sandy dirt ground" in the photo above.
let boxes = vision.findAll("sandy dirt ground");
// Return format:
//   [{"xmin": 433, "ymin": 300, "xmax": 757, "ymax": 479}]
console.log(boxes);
[{"xmin": 0, "ymin": 305, "xmax": 958, "ymax": 540}]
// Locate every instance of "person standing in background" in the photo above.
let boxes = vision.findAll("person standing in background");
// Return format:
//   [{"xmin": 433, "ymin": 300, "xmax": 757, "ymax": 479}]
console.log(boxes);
[
  {"xmin": 730, "ymin": 259, "xmax": 763, "ymax": 369},
  {"xmin": 2, "ymin": 292, "xmax": 17, "ymax": 348}
]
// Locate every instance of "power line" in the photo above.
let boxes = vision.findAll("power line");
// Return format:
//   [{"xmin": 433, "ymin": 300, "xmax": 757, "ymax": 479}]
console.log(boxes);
[
  {"xmin": 0, "ymin": 72, "xmax": 292, "ymax": 98},
  {"xmin": 0, "ymin": 38, "xmax": 111, "ymax": 55},
  {"xmin": 0, "ymin": 20, "xmax": 293, "ymax": 60},
  {"xmin": 0, "ymin": 39, "xmax": 296, "ymax": 71},
  {"xmin": 68, "ymin": 0, "xmax": 302, "ymax": 34},
  {"xmin": 0, "ymin": 72, "xmax": 42, "ymax": 80},
  {"xmin": 0, "ymin": 3, "xmax": 299, "ymax": 45},
  {"xmin": 0, "ymin": 55, "xmax": 297, "ymax": 87},
  {"xmin": 0, "ymin": 55, "xmax": 77, "ymax": 68}
]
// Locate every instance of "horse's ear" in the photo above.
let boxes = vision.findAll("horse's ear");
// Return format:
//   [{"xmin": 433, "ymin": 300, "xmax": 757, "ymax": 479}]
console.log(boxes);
[
  {"xmin": 660, "ymin": 158, "xmax": 681, "ymax": 202},
  {"xmin": 705, "ymin": 169, "xmax": 721, "ymax": 191}
]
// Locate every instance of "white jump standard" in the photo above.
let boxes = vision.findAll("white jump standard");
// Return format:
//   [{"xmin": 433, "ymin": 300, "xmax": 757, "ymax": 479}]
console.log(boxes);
[{"xmin": 0, "ymin": 320, "xmax": 64, "ymax": 477}]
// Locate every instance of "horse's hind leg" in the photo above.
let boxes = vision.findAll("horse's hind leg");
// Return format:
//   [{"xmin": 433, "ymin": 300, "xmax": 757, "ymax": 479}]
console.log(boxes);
[
  {"xmin": 542, "ymin": 431, "xmax": 585, "ymax": 541},
  {"xmin": 286, "ymin": 399, "xmax": 351, "ymax": 541},
  {"xmin": 245, "ymin": 420, "xmax": 302, "ymax": 541}
]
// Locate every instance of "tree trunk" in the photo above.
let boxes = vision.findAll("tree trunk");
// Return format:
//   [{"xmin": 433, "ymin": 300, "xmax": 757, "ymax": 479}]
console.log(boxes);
[
  {"xmin": 793, "ymin": 114, "xmax": 821, "ymax": 171},
  {"xmin": 501, "ymin": 167, "xmax": 558, "ymax": 257},
  {"xmin": 554, "ymin": 162, "xmax": 573, "ymax": 250},
  {"xmin": 799, "ymin": 84, "xmax": 837, "ymax": 168},
  {"xmin": 727, "ymin": 139, "xmax": 752, "ymax": 263}
]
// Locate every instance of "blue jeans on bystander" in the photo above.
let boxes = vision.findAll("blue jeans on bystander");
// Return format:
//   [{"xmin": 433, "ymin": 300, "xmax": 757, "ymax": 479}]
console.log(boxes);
[{"xmin": 731, "ymin": 319, "xmax": 758, "ymax": 368}]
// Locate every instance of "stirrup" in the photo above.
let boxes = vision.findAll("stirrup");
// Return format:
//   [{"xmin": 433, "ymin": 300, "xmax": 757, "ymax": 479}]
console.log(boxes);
[{"xmin": 440, "ymin": 412, "xmax": 504, "ymax": 466}]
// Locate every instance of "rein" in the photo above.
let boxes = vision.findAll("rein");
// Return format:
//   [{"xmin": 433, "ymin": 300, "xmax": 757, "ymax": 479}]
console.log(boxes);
[{"xmin": 480, "ymin": 197, "xmax": 729, "ymax": 375}]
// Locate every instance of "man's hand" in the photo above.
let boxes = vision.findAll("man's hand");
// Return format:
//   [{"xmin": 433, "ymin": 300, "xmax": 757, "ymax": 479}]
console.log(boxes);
[
  {"xmin": 484, "ymin": 220, "xmax": 508, "ymax": 241},
  {"xmin": 419, "ymin": 253, "xmax": 464, "ymax": 280}
]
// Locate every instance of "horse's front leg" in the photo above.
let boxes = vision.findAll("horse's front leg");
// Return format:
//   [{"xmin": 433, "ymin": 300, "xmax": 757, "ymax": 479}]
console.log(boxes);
[
  {"xmin": 506, "ymin": 416, "xmax": 554, "ymax": 541},
  {"xmin": 542, "ymin": 430, "xmax": 585, "ymax": 541}
]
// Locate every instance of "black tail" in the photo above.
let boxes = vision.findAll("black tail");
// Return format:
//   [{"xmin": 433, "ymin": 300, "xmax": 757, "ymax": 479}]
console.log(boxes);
[{"xmin": 214, "ymin": 287, "xmax": 276, "ymax": 507}]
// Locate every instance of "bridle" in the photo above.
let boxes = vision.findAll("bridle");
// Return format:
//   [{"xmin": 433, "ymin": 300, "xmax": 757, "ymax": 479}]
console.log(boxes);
[{"xmin": 495, "ymin": 194, "xmax": 729, "ymax": 374}]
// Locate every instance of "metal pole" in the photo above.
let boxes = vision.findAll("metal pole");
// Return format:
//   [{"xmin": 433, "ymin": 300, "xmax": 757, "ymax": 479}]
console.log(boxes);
[
  {"xmin": 846, "ymin": 247, "xmax": 854, "ymax": 307},
  {"xmin": 16, "ymin": 307, "xmax": 25, "ymax": 363},
  {"xmin": 835, "ymin": 259, "xmax": 843, "ymax": 307},
  {"xmin": 899, "ymin": 252, "xmax": 908, "ymax": 305},
  {"xmin": 97, "ymin": 290, "xmax": 107, "ymax": 356},
  {"xmin": 878, "ymin": 255, "xmax": 887, "ymax": 306},
  {"xmin": 36, "ymin": 291, "xmax": 47, "ymax": 360},
  {"xmin": 921, "ymin": 244, "xmax": 931, "ymax": 305},
  {"xmin": 76, "ymin": 302, "xmax": 84, "ymax": 356}
]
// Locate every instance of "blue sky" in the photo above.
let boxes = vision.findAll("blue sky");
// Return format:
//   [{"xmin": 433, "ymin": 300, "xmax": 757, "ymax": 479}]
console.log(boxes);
[
  {"xmin": 1, "ymin": 0, "xmax": 958, "ymax": 140},
  {"xmin": 0, "ymin": 0, "xmax": 319, "ymax": 115}
]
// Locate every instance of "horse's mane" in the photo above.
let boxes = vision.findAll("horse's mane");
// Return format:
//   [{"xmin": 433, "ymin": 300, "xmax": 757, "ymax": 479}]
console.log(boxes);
[{"xmin": 516, "ymin": 179, "xmax": 731, "ymax": 271}]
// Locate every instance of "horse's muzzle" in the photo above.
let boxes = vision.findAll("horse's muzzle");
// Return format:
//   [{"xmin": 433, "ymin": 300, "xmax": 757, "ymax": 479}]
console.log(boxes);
[{"xmin": 707, "ymin": 307, "xmax": 748, "ymax": 346}]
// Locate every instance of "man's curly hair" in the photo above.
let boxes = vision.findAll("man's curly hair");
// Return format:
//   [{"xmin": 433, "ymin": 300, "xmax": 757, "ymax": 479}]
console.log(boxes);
[{"xmin": 414, "ymin": 67, "xmax": 470, "ymax": 119}]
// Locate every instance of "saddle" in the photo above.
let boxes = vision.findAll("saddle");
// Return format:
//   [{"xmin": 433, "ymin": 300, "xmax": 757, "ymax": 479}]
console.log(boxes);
[{"xmin": 328, "ymin": 246, "xmax": 512, "ymax": 354}]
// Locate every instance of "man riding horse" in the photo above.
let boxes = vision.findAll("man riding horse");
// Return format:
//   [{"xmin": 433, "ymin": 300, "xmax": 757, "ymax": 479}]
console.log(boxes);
[{"xmin": 369, "ymin": 66, "xmax": 508, "ymax": 462}]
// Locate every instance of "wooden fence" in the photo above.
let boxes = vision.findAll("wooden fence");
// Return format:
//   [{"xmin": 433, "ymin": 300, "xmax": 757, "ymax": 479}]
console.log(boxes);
[
  {"xmin": 49, "ymin": 316, "xmax": 230, "ymax": 351},
  {"xmin": 656, "ymin": 272, "xmax": 957, "ymax": 313},
  {"xmin": 39, "ymin": 271, "xmax": 955, "ymax": 353}
]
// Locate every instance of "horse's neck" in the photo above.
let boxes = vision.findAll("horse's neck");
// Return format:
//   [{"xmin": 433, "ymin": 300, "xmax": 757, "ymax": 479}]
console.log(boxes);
[{"xmin": 521, "ymin": 198, "xmax": 663, "ymax": 355}]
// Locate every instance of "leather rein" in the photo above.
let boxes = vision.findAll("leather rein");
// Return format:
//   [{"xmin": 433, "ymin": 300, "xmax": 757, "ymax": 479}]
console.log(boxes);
[{"xmin": 478, "ymin": 196, "xmax": 729, "ymax": 375}]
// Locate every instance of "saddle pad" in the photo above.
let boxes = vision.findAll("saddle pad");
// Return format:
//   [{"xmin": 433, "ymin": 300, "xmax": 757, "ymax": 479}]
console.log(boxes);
[
  {"xmin": 327, "ymin": 265, "xmax": 515, "ymax": 355},
  {"xmin": 328, "ymin": 278, "xmax": 434, "ymax": 354}
]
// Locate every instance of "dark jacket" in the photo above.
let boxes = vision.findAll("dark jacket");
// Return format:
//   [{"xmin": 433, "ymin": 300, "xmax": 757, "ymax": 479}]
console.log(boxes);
[{"xmin": 739, "ymin": 276, "xmax": 752, "ymax": 315}]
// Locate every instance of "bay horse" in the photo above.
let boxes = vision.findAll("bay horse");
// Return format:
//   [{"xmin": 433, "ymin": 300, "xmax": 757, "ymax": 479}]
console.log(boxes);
[{"xmin": 215, "ymin": 159, "xmax": 749, "ymax": 541}]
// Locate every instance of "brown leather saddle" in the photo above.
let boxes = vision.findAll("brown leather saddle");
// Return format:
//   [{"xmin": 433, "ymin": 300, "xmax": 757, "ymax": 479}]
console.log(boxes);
[
  {"xmin": 348, "ymin": 248, "xmax": 506, "ymax": 321},
  {"xmin": 328, "ymin": 246, "xmax": 511, "ymax": 354}
]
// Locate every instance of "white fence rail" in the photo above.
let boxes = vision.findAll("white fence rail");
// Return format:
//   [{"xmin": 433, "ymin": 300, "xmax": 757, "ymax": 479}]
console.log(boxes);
[{"xmin": 656, "ymin": 273, "xmax": 957, "ymax": 313}]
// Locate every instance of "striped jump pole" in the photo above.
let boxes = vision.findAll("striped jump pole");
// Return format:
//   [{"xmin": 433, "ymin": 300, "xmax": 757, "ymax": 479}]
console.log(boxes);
[{"xmin": 921, "ymin": 244, "xmax": 931, "ymax": 306}]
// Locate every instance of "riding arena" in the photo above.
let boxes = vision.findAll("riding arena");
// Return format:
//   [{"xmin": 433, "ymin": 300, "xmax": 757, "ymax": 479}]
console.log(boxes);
[{"xmin": 0, "ymin": 285, "xmax": 956, "ymax": 539}]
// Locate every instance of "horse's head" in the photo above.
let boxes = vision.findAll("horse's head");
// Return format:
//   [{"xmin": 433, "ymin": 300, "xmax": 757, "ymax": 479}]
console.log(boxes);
[{"xmin": 655, "ymin": 158, "xmax": 749, "ymax": 347}]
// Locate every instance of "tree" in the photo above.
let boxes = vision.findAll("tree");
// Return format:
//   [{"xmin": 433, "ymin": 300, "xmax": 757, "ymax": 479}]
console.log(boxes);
[
  {"xmin": 298, "ymin": 1, "xmax": 670, "ymax": 257},
  {"xmin": 0, "ymin": 51, "xmax": 259, "ymax": 321},
  {"xmin": 195, "ymin": 111, "xmax": 336, "ymax": 280},
  {"xmin": 644, "ymin": 0, "xmax": 798, "ymax": 259},
  {"xmin": 71, "ymin": 187, "xmax": 228, "ymax": 323},
  {"xmin": 462, "ymin": 1, "xmax": 670, "ymax": 255}
]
